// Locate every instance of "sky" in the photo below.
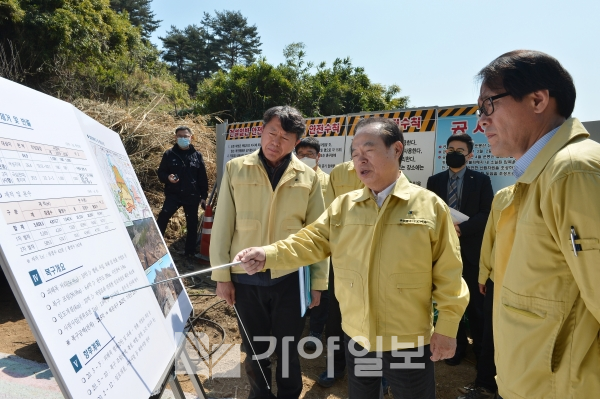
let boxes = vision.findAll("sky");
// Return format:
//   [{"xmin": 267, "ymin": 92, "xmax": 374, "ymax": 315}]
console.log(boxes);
[{"xmin": 150, "ymin": 0, "xmax": 600, "ymax": 122}]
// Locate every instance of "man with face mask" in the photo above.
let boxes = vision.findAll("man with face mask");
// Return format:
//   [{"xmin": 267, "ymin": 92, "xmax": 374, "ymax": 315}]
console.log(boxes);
[
  {"xmin": 157, "ymin": 126, "xmax": 209, "ymax": 266},
  {"xmin": 294, "ymin": 137, "xmax": 331, "ymax": 353},
  {"xmin": 296, "ymin": 137, "xmax": 329, "ymax": 198},
  {"xmin": 426, "ymin": 134, "xmax": 493, "ymax": 372}
]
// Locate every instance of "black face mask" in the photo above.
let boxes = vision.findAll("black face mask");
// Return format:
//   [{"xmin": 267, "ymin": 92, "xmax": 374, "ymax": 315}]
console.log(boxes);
[{"xmin": 446, "ymin": 152, "xmax": 466, "ymax": 168}]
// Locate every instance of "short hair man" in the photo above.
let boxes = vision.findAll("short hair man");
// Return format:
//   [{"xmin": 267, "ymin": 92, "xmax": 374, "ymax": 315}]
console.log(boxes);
[
  {"xmin": 234, "ymin": 117, "xmax": 469, "ymax": 399},
  {"xmin": 210, "ymin": 106, "xmax": 328, "ymax": 398},
  {"xmin": 295, "ymin": 137, "xmax": 329, "ymax": 197},
  {"xmin": 156, "ymin": 126, "xmax": 208, "ymax": 265},
  {"xmin": 426, "ymin": 133, "xmax": 493, "ymax": 378},
  {"xmin": 477, "ymin": 50, "xmax": 600, "ymax": 399}
]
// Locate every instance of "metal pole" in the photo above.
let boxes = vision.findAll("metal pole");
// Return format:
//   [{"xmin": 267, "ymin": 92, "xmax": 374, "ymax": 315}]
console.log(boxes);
[
  {"xmin": 102, "ymin": 261, "xmax": 241, "ymax": 300},
  {"xmin": 233, "ymin": 304, "xmax": 270, "ymax": 390}
]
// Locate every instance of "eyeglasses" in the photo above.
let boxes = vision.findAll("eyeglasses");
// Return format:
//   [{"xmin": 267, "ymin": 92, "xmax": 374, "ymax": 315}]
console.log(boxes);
[
  {"xmin": 296, "ymin": 151, "xmax": 318, "ymax": 158},
  {"xmin": 477, "ymin": 92, "xmax": 510, "ymax": 117},
  {"xmin": 446, "ymin": 148, "xmax": 467, "ymax": 155}
]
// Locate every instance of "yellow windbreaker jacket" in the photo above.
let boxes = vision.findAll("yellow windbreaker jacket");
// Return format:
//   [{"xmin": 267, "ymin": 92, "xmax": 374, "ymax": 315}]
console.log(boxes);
[
  {"xmin": 263, "ymin": 173, "xmax": 469, "ymax": 351},
  {"xmin": 493, "ymin": 119, "xmax": 600, "ymax": 399},
  {"xmin": 210, "ymin": 150, "xmax": 328, "ymax": 290},
  {"xmin": 478, "ymin": 185, "xmax": 515, "ymax": 286},
  {"xmin": 315, "ymin": 166, "xmax": 330, "ymax": 199},
  {"xmin": 324, "ymin": 160, "xmax": 364, "ymax": 207}
]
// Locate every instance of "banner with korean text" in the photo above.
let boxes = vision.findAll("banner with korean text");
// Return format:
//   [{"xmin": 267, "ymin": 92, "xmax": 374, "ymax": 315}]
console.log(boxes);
[
  {"xmin": 303, "ymin": 116, "xmax": 346, "ymax": 173},
  {"xmin": 345, "ymin": 109, "xmax": 437, "ymax": 187},
  {"xmin": 222, "ymin": 120, "xmax": 263, "ymax": 171}
]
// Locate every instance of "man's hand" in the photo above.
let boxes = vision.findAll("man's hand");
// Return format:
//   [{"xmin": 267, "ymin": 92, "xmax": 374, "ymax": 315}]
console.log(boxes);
[
  {"xmin": 216, "ymin": 281, "xmax": 235, "ymax": 306},
  {"xmin": 309, "ymin": 290, "xmax": 321, "ymax": 309},
  {"xmin": 479, "ymin": 283, "xmax": 487, "ymax": 296},
  {"xmin": 168, "ymin": 174, "xmax": 179, "ymax": 183},
  {"xmin": 453, "ymin": 223, "xmax": 461, "ymax": 237},
  {"xmin": 200, "ymin": 199, "xmax": 206, "ymax": 210},
  {"xmin": 234, "ymin": 247, "xmax": 266, "ymax": 275},
  {"xmin": 429, "ymin": 332, "xmax": 456, "ymax": 362}
]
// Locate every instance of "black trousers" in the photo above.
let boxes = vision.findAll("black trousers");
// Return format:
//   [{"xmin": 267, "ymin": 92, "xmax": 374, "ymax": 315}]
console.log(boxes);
[
  {"xmin": 233, "ymin": 273, "xmax": 304, "ymax": 399},
  {"xmin": 156, "ymin": 195, "xmax": 200, "ymax": 255},
  {"xmin": 307, "ymin": 290, "xmax": 329, "ymax": 334},
  {"xmin": 344, "ymin": 334, "xmax": 435, "ymax": 399},
  {"xmin": 476, "ymin": 279, "xmax": 497, "ymax": 391},
  {"xmin": 325, "ymin": 263, "xmax": 346, "ymax": 372},
  {"xmin": 455, "ymin": 259, "xmax": 485, "ymax": 359}
]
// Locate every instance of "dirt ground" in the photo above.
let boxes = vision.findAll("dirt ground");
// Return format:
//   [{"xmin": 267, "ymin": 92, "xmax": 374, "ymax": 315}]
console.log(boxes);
[{"xmin": 0, "ymin": 239, "xmax": 477, "ymax": 399}]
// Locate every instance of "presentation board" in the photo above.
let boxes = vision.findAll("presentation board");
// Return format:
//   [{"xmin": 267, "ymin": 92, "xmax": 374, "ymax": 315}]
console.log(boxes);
[
  {"xmin": 344, "ymin": 109, "xmax": 437, "ymax": 187},
  {"xmin": 435, "ymin": 106, "xmax": 516, "ymax": 192},
  {"xmin": 0, "ymin": 77, "xmax": 192, "ymax": 399}
]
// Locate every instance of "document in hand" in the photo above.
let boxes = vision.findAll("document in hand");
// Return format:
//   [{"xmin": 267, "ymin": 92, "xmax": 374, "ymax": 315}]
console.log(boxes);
[
  {"xmin": 450, "ymin": 208, "xmax": 470, "ymax": 224},
  {"xmin": 298, "ymin": 266, "xmax": 312, "ymax": 316}
]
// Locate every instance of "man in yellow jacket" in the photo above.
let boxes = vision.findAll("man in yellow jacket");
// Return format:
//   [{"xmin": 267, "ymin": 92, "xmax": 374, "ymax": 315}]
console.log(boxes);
[
  {"xmin": 476, "ymin": 50, "xmax": 600, "ymax": 399},
  {"xmin": 233, "ymin": 117, "xmax": 469, "ymax": 399},
  {"xmin": 210, "ymin": 106, "xmax": 328, "ymax": 399},
  {"xmin": 458, "ymin": 186, "xmax": 514, "ymax": 399}
]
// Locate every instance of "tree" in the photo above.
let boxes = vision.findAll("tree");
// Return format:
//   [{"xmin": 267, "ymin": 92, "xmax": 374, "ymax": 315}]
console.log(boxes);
[
  {"xmin": 110, "ymin": 0, "xmax": 161, "ymax": 39},
  {"xmin": 0, "ymin": 0, "xmax": 141, "ymax": 90},
  {"xmin": 159, "ymin": 26, "xmax": 188, "ymax": 82},
  {"xmin": 202, "ymin": 10, "xmax": 261, "ymax": 70},
  {"xmin": 195, "ymin": 59, "xmax": 294, "ymax": 122},
  {"xmin": 182, "ymin": 24, "xmax": 219, "ymax": 91},
  {"xmin": 194, "ymin": 44, "xmax": 409, "ymax": 122}
]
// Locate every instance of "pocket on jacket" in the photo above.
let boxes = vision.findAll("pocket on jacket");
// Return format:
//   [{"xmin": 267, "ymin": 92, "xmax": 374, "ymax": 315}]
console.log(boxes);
[
  {"xmin": 334, "ymin": 268, "xmax": 365, "ymax": 332},
  {"xmin": 236, "ymin": 219, "xmax": 260, "ymax": 231},
  {"xmin": 232, "ymin": 219, "xmax": 262, "ymax": 249},
  {"xmin": 496, "ymin": 287, "xmax": 564, "ymax": 398},
  {"xmin": 282, "ymin": 218, "xmax": 304, "ymax": 235},
  {"xmin": 385, "ymin": 272, "xmax": 433, "ymax": 337}
]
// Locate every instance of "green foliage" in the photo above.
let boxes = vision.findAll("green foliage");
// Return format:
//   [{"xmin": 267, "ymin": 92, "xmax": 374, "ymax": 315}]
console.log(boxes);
[
  {"xmin": 159, "ymin": 24, "xmax": 219, "ymax": 93},
  {"xmin": 202, "ymin": 10, "xmax": 261, "ymax": 70},
  {"xmin": 0, "ymin": 0, "xmax": 190, "ymax": 110},
  {"xmin": 110, "ymin": 0, "xmax": 161, "ymax": 39},
  {"xmin": 160, "ymin": 10, "xmax": 261, "ymax": 94},
  {"xmin": 194, "ymin": 43, "xmax": 409, "ymax": 122}
]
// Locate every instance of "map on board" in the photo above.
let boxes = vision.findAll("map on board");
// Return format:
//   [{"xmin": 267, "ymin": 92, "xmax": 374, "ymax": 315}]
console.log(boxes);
[{"xmin": 90, "ymin": 145, "xmax": 153, "ymax": 226}]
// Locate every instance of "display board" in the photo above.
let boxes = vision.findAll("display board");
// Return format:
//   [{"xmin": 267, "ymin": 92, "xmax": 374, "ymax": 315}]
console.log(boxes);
[
  {"xmin": 0, "ymin": 77, "xmax": 191, "ymax": 399},
  {"xmin": 435, "ymin": 106, "xmax": 516, "ymax": 192},
  {"xmin": 303, "ymin": 116, "xmax": 346, "ymax": 173},
  {"xmin": 345, "ymin": 109, "xmax": 437, "ymax": 187}
]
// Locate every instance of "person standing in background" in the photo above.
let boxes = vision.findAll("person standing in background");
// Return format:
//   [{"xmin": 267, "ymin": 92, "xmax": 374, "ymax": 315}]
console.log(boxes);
[
  {"xmin": 295, "ymin": 137, "xmax": 331, "ymax": 352},
  {"xmin": 157, "ymin": 126, "xmax": 208, "ymax": 265},
  {"xmin": 426, "ymin": 134, "xmax": 493, "ymax": 369}
]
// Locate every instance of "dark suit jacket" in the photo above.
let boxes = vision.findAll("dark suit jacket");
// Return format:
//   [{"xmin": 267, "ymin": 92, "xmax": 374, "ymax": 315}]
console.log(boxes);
[{"xmin": 426, "ymin": 168, "xmax": 493, "ymax": 267}]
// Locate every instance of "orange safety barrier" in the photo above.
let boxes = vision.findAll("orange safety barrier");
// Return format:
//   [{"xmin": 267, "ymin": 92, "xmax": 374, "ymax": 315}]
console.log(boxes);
[{"xmin": 197, "ymin": 205, "xmax": 213, "ymax": 261}]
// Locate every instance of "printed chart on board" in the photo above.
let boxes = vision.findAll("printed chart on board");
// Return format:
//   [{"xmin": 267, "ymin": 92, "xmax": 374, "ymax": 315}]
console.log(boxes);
[
  {"xmin": 0, "ymin": 77, "xmax": 187, "ymax": 399},
  {"xmin": 78, "ymin": 109, "xmax": 192, "ymax": 339}
]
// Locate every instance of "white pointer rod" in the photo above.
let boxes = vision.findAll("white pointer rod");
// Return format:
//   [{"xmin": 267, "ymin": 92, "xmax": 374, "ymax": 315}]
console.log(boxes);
[{"xmin": 101, "ymin": 261, "xmax": 241, "ymax": 300}]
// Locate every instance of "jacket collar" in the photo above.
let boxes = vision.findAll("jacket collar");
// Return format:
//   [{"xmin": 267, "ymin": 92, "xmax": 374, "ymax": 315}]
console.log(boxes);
[
  {"xmin": 243, "ymin": 149, "xmax": 306, "ymax": 172},
  {"xmin": 172, "ymin": 143, "xmax": 195, "ymax": 153},
  {"xmin": 353, "ymin": 172, "xmax": 411, "ymax": 203},
  {"xmin": 518, "ymin": 118, "xmax": 589, "ymax": 184}
]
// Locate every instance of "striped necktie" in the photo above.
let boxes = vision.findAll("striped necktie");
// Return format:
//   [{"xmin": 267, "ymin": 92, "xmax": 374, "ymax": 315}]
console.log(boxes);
[{"xmin": 448, "ymin": 175, "xmax": 459, "ymax": 210}]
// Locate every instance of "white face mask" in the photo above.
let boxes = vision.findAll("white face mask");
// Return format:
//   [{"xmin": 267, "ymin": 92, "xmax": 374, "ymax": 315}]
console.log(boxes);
[{"xmin": 299, "ymin": 156, "xmax": 317, "ymax": 169}]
